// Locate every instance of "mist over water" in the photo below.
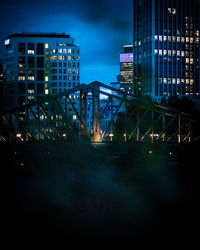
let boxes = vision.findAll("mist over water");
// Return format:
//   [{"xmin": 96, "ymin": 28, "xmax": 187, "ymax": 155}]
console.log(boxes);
[{"xmin": 2, "ymin": 139, "xmax": 198, "ymax": 246}]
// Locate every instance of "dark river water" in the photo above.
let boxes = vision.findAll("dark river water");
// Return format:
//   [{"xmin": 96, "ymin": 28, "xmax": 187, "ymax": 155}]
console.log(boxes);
[{"xmin": 2, "ymin": 139, "xmax": 199, "ymax": 247}]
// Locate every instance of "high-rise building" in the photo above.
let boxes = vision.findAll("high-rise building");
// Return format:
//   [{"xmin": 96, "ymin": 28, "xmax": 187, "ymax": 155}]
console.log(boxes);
[
  {"xmin": 3, "ymin": 32, "xmax": 80, "ymax": 110},
  {"xmin": 133, "ymin": 0, "xmax": 200, "ymax": 102},
  {"xmin": 119, "ymin": 45, "xmax": 134, "ymax": 94}
]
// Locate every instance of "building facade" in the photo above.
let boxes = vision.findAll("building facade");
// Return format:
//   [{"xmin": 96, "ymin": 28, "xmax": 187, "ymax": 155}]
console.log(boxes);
[
  {"xmin": 3, "ymin": 32, "xmax": 80, "ymax": 109},
  {"xmin": 133, "ymin": 0, "xmax": 200, "ymax": 102},
  {"xmin": 119, "ymin": 45, "xmax": 134, "ymax": 94},
  {"xmin": 2, "ymin": 33, "xmax": 80, "ymax": 135}
]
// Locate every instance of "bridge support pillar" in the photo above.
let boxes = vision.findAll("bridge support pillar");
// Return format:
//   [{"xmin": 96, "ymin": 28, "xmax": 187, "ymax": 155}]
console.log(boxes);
[{"xmin": 92, "ymin": 84, "xmax": 101, "ymax": 142}]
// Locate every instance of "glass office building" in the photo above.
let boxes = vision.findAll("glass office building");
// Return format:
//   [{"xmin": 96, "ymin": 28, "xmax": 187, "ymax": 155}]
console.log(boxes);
[
  {"xmin": 133, "ymin": 0, "xmax": 200, "ymax": 102},
  {"xmin": 119, "ymin": 45, "xmax": 134, "ymax": 94},
  {"xmin": 3, "ymin": 33, "xmax": 80, "ymax": 110}
]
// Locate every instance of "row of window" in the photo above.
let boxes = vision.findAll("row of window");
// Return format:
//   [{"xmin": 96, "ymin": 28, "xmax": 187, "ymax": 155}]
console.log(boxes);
[
  {"xmin": 155, "ymin": 35, "xmax": 199, "ymax": 43},
  {"xmin": 50, "ymin": 55, "xmax": 80, "ymax": 61},
  {"xmin": 51, "ymin": 69, "xmax": 79, "ymax": 74},
  {"xmin": 51, "ymin": 62, "xmax": 79, "ymax": 68},
  {"xmin": 52, "ymin": 48, "xmax": 79, "ymax": 54},
  {"xmin": 158, "ymin": 78, "xmax": 194, "ymax": 85}
]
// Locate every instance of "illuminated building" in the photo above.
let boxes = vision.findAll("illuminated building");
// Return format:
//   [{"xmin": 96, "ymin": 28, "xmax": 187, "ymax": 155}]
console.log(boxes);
[
  {"xmin": 133, "ymin": 0, "xmax": 200, "ymax": 102},
  {"xmin": 3, "ymin": 32, "xmax": 80, "ymax": 111},
  {"xmin": 2, "ymin": 32, "xmax": 80, "ymax": 135},
  {"xmin": 119, "ymin": 45, "xmax": 134, "ymax": 94}
]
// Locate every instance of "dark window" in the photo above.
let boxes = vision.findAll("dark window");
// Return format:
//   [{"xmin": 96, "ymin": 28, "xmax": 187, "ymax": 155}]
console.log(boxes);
[
  {"xmin": 28, "ymin": 57, "xmax": 35, "ymax": 68},
  {"xmin": 37, "ymin": 43, "xmax": 44, "ymax": 55},
  {"xmin": 28, "ymin": 43, "xmax": 34, "ymax": 50},
  {"xmin": 18, "ymin": 43, "xmax": 25, "ymax": 55},
  {"xmin": 37, "ymin": 83, "xmax": 44, "ymax": 94},
  {"xmin": 28, "ymin": 70, "xmax": 35, "ymax": 76},
  {"xmin": 18, "ymin": 83, "xmax": 26, "ymax": 94},
  {"xmin": 37, "ymin": 70, "xmax": 44, "ymax": 81},
  {"xmin": 28, "ymin": 83, "xmax": 34, "ymax": 90},
  {"xmin": 37, "ymin": 57, "xmax": 44, "ymax": 68},
  {"xmin": 19, "ymin": 96, "xmax": 26, "ymax": 105}
]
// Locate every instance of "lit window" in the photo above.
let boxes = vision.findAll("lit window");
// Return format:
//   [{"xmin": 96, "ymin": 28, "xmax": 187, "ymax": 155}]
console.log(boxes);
[
  {"xmin": 186, "ymin": 58, "xmax": 189, "ymax": 64},
  {"xmin": 68, "ymin": 49, "xmax": 71, "ymax": 54},
  {"xmin": 73, "ymin": 115, "xmax": 76, "ymax": 120},
  {"xmin": 181, "ymin": 51, "xmax": 185, "ymax": 57},
  {"xmin": 186, "ymin": 37, "xmax": 189, "ymax": 43},
  {"xmin": 177, "ymin": 51, "xmax": 180, "ymax": 56},
  {"xmin": 173, "ymin": 50, "xmax": 176, "ymax": 55},
  {"xmin": 168, "ymin": 50, "xmax": 171, "ymax": 56},
  {"xmin": 177, "ymin": 36, "xmax": 180, "ymax": 42},
  {"xmin": 190, "ymin": 37, "xmax": 194, "ymax": 43},
  {"xmin": 18, "ymin": 76, "xmax": 25, "ymax": 81},
  {"xmin": 164, "ymin": 36, "xmax": 167, "ymax": 41},
  {"xmin": 172, "ymin": 8, "xmax": 176, "ymax": 14},
  {"xmin": 168, "ymin": 8, "xmax": 172, "ymax": 14},
  {"xmin": 186, "ymin": 79, "xmax": 189, "ymax": 84},
  {"xmin": 28, "ymin": 76, "xmax": 34, "ymax": 81},
  {"xmin": 159, "ymin": 36, "xmax": 162, "ymax": 41},
  {"xmin": 190, "ymin": 79, "xmax": 194, "ymax": 85},
  {"xmin": 168, "ymin": 36, "xmax": 171, "ymax": 42},
  {"xmin": 196, "ymin": 38, "xmax": 199, "ymax": 44},
  {"xmin": 164, "ymin": 78, "xmax": 167, "ymax": 84},
  {"xmin": 53, "ymin": 49, "xmax": 57, "ymax": 54},
  {"xmin": 159, "ymin": 50, "xmax": 162, "ymax": 55},
  {"xmin": 155, "ymin": 35, "xmax": 158, "ymax": 40},
  {"xmin": 63, "ymin": 49, "xmax": 67, "ymax": 54},
  {"xmin": 45, "ymin": 76, "xmax": 49, "ymax": 81},
  {"xmin": 45, "ymin": 43, "xmax": 48, "ymax": 49},
  {"xmin": 59, "ymin": 49, "xmax": 62, "ymax": 54},
  {"xmin": 28, "ymin": 96, "xmax": 34, "ymax": 100},
  {"xmin": 28, "ymin": 89, "xmax": 34, "ymax": 94},
  {"xmin": 190, "ymin": 58, "xmax": 194, "ymax": 64},
  {"xmin": 68, "ymin": 56, "xmax": 71, "ymax": 61},
  {"xmin": 181, "ymin": 37, "xmax": 185, "ymax": 43},
  {"xmin": 45, "ymin": 89, "xmax": 49, "ymax": 95},
  {"xmin": 59, "ymin": 56, "xmax": 62, "ymax": 60},
  {"xmin": 168, "ymin": 78, "xmax": 171, "ymax": 84},
  {"xmin": 177, "ymin": 79, "xmax": 180, "ymax": 84},
  {"xmin": 173, "ymin": 78, "xmax": 176, "ymax": 84},
  {"xmin": 27, "ymin": 50, "xmax": 34, "ymax": 55},
  {"xmin": 51, "ymin": 56, "xmax": 57, "ymax": 60},
  {"xmin": 164, "ymin": 50, "xmax": 167, "ymax": 55}
]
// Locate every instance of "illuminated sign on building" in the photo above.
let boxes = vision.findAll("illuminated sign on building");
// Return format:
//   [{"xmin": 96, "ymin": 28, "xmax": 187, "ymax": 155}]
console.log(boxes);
[
  {"xmin": 120, "ymin": 53, "xmax": 133, "ymax": 63},
  {"xmin": 5, "ymin": 39, "xmax": 10, "ymax": 45}
]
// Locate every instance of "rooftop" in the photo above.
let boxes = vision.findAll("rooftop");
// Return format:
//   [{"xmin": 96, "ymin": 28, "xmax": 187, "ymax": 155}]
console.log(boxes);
[{"xmin": 7, "ymin": 32, "xmax": 70, "ymax": 39}]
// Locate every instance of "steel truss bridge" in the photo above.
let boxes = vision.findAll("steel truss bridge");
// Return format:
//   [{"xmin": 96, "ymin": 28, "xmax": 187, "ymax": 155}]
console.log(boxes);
[{"xmin": 0, "ymin": 81, "xmax": 198, "ymax": 143}]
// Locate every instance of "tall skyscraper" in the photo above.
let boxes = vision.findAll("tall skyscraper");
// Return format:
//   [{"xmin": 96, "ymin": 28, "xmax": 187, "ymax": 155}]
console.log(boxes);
[
  {"xmin": 3, "ymin": 32, "xmax": 80, "ymax": 110},
  {"xmin": 133, "ymin": 0, "xmax": 200, "ymax": 102},
  {"xmin": 119, "ymin": 45, "xmax": 134, "ymax": 94}
]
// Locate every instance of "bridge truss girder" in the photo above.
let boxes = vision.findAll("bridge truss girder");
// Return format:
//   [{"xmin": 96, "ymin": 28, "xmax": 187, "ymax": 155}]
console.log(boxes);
[{"xmin": 0, "ymin": 81, "xmax": 197, "ymax": 143}]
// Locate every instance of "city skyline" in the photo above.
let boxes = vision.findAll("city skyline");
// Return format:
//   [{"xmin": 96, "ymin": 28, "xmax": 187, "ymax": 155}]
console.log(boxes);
[{"xmin": 0, "ymin": 0, "xmax": 133, "ymax": 85}]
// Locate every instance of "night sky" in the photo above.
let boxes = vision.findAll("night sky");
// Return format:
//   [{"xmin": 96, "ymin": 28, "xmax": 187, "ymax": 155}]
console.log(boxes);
[{"xmin": 0, "ymin": 0, "xmax": 133, "ymax": 85}]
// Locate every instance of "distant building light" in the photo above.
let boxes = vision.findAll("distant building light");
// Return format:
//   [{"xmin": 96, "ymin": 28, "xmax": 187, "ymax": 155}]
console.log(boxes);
[
  {"xmin": 16, "ymin": 133, "xmax": 22, "ymax": 138},
  {"xmin": 5, "ymin": 39, "xmax": 10, "ymax": 45}
]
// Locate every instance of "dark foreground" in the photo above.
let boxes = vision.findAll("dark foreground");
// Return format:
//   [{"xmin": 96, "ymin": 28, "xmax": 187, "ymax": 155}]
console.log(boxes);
[{"xmin": 2, "ymin": 139, "xmax": 199, "ymax": 247}]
